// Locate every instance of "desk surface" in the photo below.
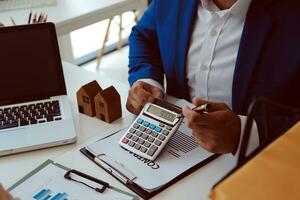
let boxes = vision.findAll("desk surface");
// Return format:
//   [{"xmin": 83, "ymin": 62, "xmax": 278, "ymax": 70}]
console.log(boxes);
[
  {"xmin": 0, "ymin": 0, "xmax": 147, "ymax": 35},
  {"xmin": 0, "ymin": 61, "xmax": 239, "ymax": 200}
]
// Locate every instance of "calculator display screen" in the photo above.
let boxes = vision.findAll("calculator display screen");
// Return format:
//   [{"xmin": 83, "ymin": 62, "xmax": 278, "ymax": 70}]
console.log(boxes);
[{"xmin": 147, "ymin": 105, "xmax": 177, "ymax": 122}]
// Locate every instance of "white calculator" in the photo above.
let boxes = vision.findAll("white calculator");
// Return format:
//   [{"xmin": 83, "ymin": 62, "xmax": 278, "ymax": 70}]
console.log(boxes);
[{"xmin": 119, "ymin": 99, "xmax": 182, "ymax": 161}]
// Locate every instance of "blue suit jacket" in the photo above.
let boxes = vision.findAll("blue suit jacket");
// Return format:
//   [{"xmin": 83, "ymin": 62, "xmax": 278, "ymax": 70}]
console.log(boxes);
[{"xmin": 128, "ymin": 0, "xmax": 300, "ymax": 137}]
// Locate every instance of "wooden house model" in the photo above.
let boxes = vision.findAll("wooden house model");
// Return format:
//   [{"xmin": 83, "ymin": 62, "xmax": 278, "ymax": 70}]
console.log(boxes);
[
  {"xmin": 76, "ymin": 80, "xmax": 102, "ymax": 117},
  {"xmin": 76, "ymin": 80, "xmax": 122, "ymax": 123},
  {"xmin": 94, "ymin": 86, "xmax": 122, "ymax": 123}
]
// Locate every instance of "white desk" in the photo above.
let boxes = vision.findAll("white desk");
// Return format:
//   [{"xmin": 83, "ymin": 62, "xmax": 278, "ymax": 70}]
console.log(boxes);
[
  {"xmin": 0, "ymin": 62, "xmax": 238, "ymax": 200},
  {"xmin": 0, "ymin": 0, "xmax": 148, "ymax": 63}
]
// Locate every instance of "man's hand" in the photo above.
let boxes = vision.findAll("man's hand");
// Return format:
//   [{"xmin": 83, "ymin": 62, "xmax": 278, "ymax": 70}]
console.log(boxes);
[
  {"xmin": 0, "ymin": 184, "xmax": 20, "ymax": 200},
  {"xmin": 182, "ymin": 98, "xmax": 241, "ymax": 154},
  {"xmin": 126, "ymin": 81, "xmax": 164, "ymax": 115}
]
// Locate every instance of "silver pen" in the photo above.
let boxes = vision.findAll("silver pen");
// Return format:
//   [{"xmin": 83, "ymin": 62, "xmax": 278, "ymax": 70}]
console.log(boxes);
[
  {"xmin": 94, "ymin": 157, "xmax": 132, "ymax": 184},
  {"xmin": 178, "ymin": 103, "xmax": 211, "ymax": 118}
]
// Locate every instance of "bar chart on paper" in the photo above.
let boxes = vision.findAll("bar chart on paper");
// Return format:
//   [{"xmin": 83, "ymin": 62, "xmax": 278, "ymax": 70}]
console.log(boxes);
[
  {"xmin": 33, "ymin": 189, "xmax": 68, "ymax": 200},
  {"xmin": 10, "ymin": 164, "xmax": 134, "ymax": 200}
]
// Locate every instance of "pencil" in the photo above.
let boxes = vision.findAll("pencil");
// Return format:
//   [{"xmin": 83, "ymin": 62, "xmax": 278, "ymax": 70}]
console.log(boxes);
[
  {"xmin": 10, "ymin": 17, "xmax": 16, "ymax": 25},
  {"xmin": 37, "ymin": 12, "xmax": 42, "ymax": 23},
  {"xmin": 28, "ymin": 10, "xmax": 32, "ymax": 24},
  {"xmin": 43, "ymin": 14, "xmax": 48, "ymax": 23},
  {"xmin": 33, "ymin": 13, "xmax": 37, "ymax": 23}
]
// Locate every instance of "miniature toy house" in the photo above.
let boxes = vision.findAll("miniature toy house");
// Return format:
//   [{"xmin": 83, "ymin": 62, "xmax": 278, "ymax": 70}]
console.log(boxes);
[
  {"xmin": 76, "ymin": 80, "xmax": 122, "ymax": 123},
  {"xmin": 76, "ymin": 80, "xmax": 102, "ymax": 117},
  {"xmin": 94, "ymin": 86, "xmax": 122, "ymax": 123}
]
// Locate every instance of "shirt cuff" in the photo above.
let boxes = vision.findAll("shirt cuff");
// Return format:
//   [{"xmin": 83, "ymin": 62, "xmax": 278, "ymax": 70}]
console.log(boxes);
[
  {"xmin": 137, "ymin": 78, "xmax": 165, "ymax": 92},
  {"xmin": 235, "ymin": 115, "xmax": 259, "ymax": 157}
]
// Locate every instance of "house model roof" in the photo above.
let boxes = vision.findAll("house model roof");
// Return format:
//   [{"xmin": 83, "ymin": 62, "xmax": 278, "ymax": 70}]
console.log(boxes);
[
  {"xmin": 81, "ymin": 80, "xmax": 102, "ymax": 98},
  {"xmin": 99, "ymin": 86, "xmax": 119, "ymax": 103}
]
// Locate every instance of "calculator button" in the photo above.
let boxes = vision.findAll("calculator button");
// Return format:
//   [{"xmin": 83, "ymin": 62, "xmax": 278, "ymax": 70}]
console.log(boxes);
[
  {"xmin": 140, "ymin": 146, "xmax": 147, "ymax": 153},
  {"xmin": 166, "ymin": 126, "xmax": 172, "ymax": 131},
  {"xmin": 141, "ymin": 133, "xmax": 148, "ymax": 140},
  {"xmin": 158, "ymin": 135, "xmax": 166, "ymax": 141},
  {"xmin": 133, "ymin": 123, "xmax": 140, "ymax": 129},
  {"xmin": 154, "ymin": 126, "xmax": 162, "ymax": 133},
  {"xmin": 132, "ymin": 136, "xmax": 139, "ymax": 142},
  {"xmin": 129, "ymin": 128, "xmax": 136, "ymax": 134},
  {"xmin": 136, "ymin": 131, "xmax": 142, "ymax": 137},
  {"xmin": 122, "ymin": 138, "xmax": 129, "ymax": 144},
  {"xmin": 151, "ymin": 132, "xmax": 158, "ymax": 138},
  {"xmin": 145, "ymin": 129, "xmax": 152, "ymax": 134},
  {"xmin": 148, "ymin": 137, "xmax": 155, "ymax": 143},
  {"xmin": 162, "ymin": 130, "xmax": 169, "ymax": 136},
  {"xmin": 126, "ymin": 133, "xmax": 132, "ymax": 139},
  {"xmin": 138, "ymin": 138, "xmax": 144, "ymax": 145},
  {"xmin": 159, "ymin": 123, "xmax": 165, "ymax": 127},
  {"xmin": 144, "ymin": 141, "xmax": 151, "ymax": 147},
  {"xmin": 128, "ymin": 141, "xmax": 135, "ymax": 147},
  {"xmin": 147, "ymin": 145, "xmax": 158, "ymax": 156},
  {"xmin": 137, "ymin": 118, "xmax": 144, "ymax": 124},
  {"xmin": 149, "ymin": 124, "xmax": 156, "ymax": 130},
  {"xmin": 154, "ymin": 140, "xmax": 162, "ymax": 146},
  {"xmin": 143, "ymin": 121, "xmax": 150, "ymax": 127},
  {"xmin": 134, "ymin": 143, "xmax": 141, "ymax": 150},
  {"xmin": 139, "ymin": 126, "xmax": 146, "ymax": 132}
]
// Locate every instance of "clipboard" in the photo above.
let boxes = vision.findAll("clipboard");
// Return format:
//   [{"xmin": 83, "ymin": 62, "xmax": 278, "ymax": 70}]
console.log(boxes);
[
  {"xmin": 8, "ymin": 159, "xmax": 139, "ymax": 200},
  {"xmin": 80, "ymin": 137, "xmax": 218, "ymax": 200}
]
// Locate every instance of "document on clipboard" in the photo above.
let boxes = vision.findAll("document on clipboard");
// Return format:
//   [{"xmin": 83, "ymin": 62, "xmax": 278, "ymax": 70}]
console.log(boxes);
[
  {"xmin": 81, "ymin": 96, "xmax": 216, "ymax": 195},
  {"xmin": 8, "ymin": 160, "xmax": 138, "ymax": 200}
]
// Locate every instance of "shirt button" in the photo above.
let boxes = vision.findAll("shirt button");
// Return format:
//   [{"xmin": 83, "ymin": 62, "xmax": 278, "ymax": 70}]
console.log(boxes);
[
  {"xmin": 201, "ymin": 65, "xmax": 208, "ymax": 71},
  {"xmin": 210, "ymin": 29, "xmax": 217, "ymax": 36}
]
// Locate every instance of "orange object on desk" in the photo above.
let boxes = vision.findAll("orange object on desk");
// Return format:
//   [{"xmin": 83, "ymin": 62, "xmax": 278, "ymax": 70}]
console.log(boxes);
[{"xmin": 210, "ymin": 121, "xmax": 300, "ymax": 200}]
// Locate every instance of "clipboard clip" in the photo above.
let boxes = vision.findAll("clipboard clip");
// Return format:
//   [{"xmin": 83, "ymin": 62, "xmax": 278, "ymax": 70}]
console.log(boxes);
[
  {"xmin": 64, "ymin": 169, "xmax": 109, "ymax": 193},
  {"xmin": 94, "ymin": 154, "xmax": 137, "ymax": 184}
]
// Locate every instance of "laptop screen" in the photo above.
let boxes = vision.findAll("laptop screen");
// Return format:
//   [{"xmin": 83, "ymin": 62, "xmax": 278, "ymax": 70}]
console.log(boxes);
[{"xmin": 0, "ymin": 23, "xmax": 66, "ymax": 106}]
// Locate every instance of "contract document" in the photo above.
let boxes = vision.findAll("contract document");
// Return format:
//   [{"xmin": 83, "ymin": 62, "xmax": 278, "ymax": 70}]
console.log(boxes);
[{"xmin": 86, "ymin": 97, "xmax": 214, "ymax": 191}]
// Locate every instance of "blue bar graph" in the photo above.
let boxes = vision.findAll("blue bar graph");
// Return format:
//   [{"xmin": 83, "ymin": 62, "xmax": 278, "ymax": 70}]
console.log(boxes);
[
  {"xmin": 33, "ymin": 189, "xmax": 68, "ymax": 200},
  {"xmin": 43, "ymin": 195, "xmax": 52, "ymax": 200},
  {"xmin": 33, "ymin": 189, "xmax": 51, "ymax": 200},
  {"xmin": 50, "ymin": 192, "xmax": 67, "ymax": 200}
]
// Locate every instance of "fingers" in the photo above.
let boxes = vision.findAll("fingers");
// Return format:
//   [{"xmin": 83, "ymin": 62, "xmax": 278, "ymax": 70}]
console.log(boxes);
[
  {"xmin": 0, "ymin": 184, "xmax": 14, "ymax": 200},
  {"xmin": 139, "ymin": 81, "xmax": 163, "ymax": 100},
  {"xmin": 150, "ymin": 87, "xmax": 164, "ymax": 99},
  {"xmin": 192, "ymin": 97, "xmax": 229, "ymax": 112},
  {"xmin": 126, "ymin": 81, "xmax": 163, "ymax": 115},
  {"xmin": 182, "ymin": 106, "xmax": 212, "ymax": 127},
  {"xmin": 126, "ymin": 96, "xmax": 141, "ymax": 115},
  {"xmin": 192, "ymin": 97, "xmax": 207, "ymax": 107},
  {"xmin": 135, "ymin": 87, "xmax": 155, "ymax": 103},
  {"xmin": 183, "ymin": 99, "xmax": 240, "ymax": 154}
]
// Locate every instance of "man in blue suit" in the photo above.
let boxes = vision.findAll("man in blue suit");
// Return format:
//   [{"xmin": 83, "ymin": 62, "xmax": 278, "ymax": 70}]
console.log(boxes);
[{"xmin": 126, "ymin": 0, "xmax": 300, "ymax": 154}]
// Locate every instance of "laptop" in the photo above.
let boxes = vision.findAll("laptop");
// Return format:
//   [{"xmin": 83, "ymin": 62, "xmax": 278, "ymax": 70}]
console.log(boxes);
[{"xmin": 0, "ymin": 23, "xmax": 76, "ymax": 156}]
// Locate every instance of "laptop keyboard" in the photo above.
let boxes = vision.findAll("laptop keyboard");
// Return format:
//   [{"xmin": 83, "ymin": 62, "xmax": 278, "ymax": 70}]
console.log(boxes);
[{"xmin": 0, "ymin": 100, "xmax": 62, "ymax": 130}]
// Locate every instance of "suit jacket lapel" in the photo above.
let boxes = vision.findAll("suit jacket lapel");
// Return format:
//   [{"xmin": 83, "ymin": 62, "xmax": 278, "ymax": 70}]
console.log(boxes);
[
  {"xmin": 174, "ymin": 0, "xmax": 198, "ymax": 100},
  {"xmin": 232, "ymin": 1, "xmax": 277, "ymax": 114}
]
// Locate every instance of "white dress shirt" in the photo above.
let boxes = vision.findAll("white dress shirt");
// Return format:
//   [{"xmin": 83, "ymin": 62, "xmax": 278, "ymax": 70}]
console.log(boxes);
[
  {"xmin": 138, "ymin": 0, "xmax": 258, "ymax": 155},
  {"xmin": 187, "ymin": 0, "xmax": 252, "ymax": 108}
]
